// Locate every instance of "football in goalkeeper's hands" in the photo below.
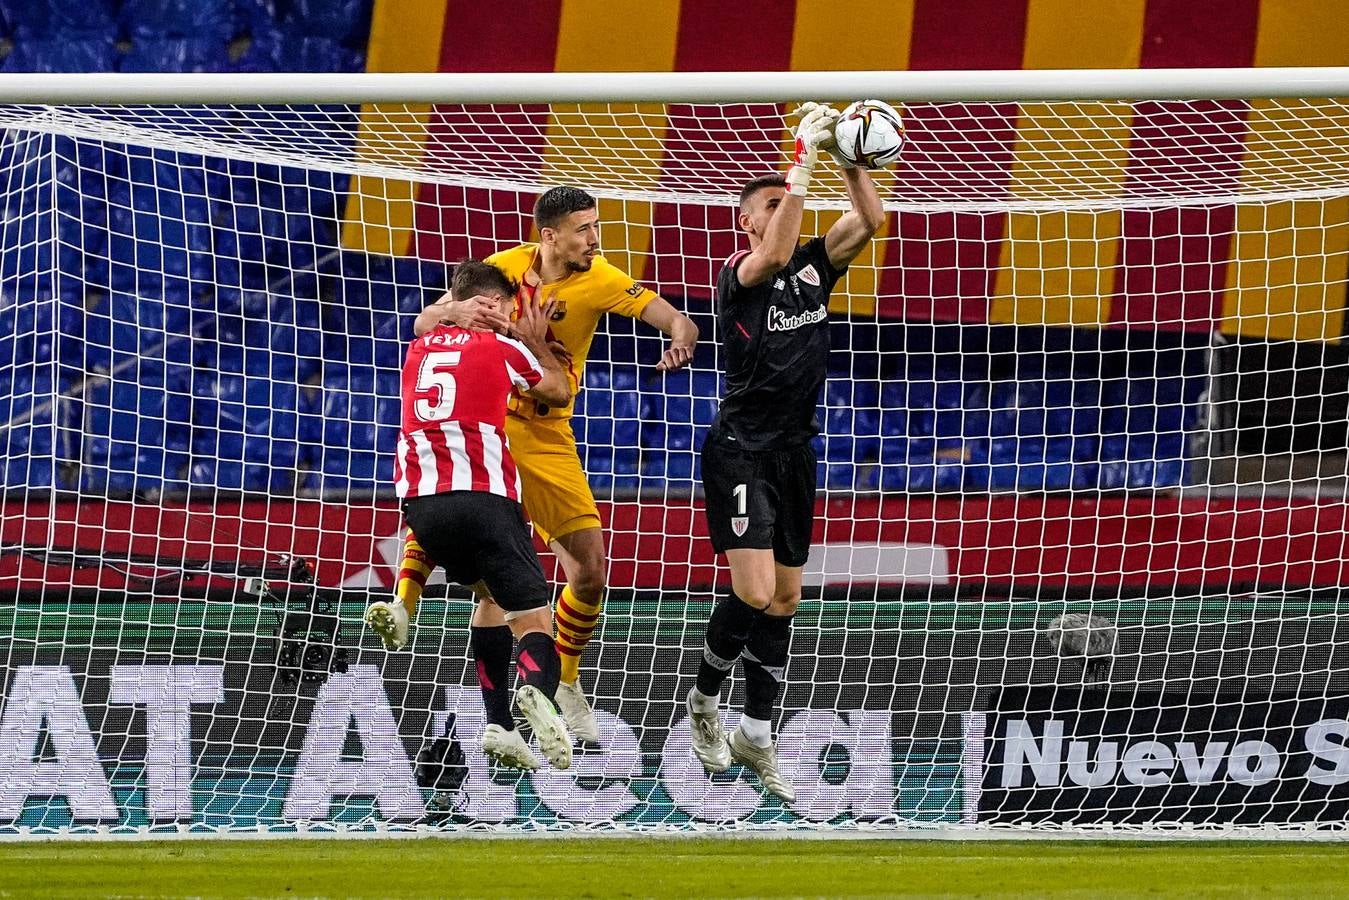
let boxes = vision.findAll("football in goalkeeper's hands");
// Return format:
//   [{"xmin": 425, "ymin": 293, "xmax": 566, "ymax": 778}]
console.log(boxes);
[{"xmin": 832, "ymin": 100, "xmax": 905, "ymax": 169}]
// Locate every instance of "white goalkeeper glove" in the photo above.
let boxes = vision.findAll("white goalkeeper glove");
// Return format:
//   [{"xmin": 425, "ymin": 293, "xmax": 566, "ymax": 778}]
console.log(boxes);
[
  {"xmin": 785, "ymin": 102, "xmax": 841, "ymax": 196},
  {"xmin": 821, "ymin": 115, "xmax": 855, "ymax": 170}
]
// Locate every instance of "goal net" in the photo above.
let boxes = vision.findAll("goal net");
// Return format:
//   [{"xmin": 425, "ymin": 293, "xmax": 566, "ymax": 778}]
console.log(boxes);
[{"xmin": 2, "ymin": 71, "xmax": 1349, "ymax": 837}]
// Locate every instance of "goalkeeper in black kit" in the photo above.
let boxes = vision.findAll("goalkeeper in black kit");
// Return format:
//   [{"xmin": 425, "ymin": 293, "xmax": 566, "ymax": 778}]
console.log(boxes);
[{"xmin": 685, "ymin": 102, "xmax": 885, "ymax": 802}]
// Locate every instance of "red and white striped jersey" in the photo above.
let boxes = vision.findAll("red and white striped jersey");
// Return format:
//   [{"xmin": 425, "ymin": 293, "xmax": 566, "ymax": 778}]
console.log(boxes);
[{"xmin": 393, "ymin": 325, "xmax": 544, "ymax": 500}]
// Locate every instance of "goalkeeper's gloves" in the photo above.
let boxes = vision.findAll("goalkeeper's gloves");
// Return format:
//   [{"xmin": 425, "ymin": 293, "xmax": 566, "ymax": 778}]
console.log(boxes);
[
  {"xmin": 821, "ymin": 115, "xmax": 855, "ymax": 170},
  {"xmin": 785, "ymin": 102, "xmax": 841, "ymax": 197}
]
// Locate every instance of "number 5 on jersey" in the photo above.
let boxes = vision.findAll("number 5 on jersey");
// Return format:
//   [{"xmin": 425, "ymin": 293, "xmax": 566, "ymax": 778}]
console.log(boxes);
[{"xmin": 415, "ymin": 350, "xmax": 461, "ymax": 421}]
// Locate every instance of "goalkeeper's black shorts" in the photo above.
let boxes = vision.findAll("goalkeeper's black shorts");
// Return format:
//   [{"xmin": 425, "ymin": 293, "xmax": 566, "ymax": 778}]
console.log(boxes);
[
  {"xmin": 701, "ymin": 429, "xmax": 817, "ymax": 568},
  {"xmin": 402, "ymin": 491, "xmax": 550, "ymax": 613}
]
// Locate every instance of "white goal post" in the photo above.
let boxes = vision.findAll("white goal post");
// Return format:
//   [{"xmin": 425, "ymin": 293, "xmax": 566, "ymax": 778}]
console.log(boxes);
[{"xmin": 1, "ymin": 68, "xmax": 1348, "ymax": 839}]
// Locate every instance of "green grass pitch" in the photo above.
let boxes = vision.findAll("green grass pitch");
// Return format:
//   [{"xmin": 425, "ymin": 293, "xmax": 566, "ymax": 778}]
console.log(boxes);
[{"xmin": 1, "ymin": 837, "xmax": 1348, "ymax": 898}]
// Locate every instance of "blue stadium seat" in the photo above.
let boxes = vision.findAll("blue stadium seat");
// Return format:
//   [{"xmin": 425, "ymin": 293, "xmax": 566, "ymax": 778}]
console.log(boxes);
[
  {"xmin": 691, "ymin": 369, "xmax": 721, "ymax": 400},
  {"xmin": 664, "ymin": 423, "xmax": 697, "ymax": 452},
  {"xmin": 852, "ymin": 463, "xmax": 881, "ymax": 493},
  {"xmin": 280, "ymin": 0, "xmax": 373, "ymax": 45},
  {"xmin": 823, "ymin": 379, "xmax": 882, "ymax": 461},
  {"xmin": 879, "ymin": 382, "xmax": 907, "ymax": 411},
  {"xmin": 4, "ymin": 1, "xmax": 117, "ymax": 38},
  {"xmin": 1070, "ymin": 462, "xmax": 1100, "ymax": 490},
  {"xmin": 119, "ymin": 0, "xmax": 234, "ymax": 40},
  {"xmin": 1097, "ymin": 434, "xmax": 1129, "ymax": 490},
  {"xmin": 308, "ymin": 448, "xmax": 385, "ymax": 495},
  {"xmin": 641, "ymin": 448, "xmax": 697, "ymax": 485},
  {"xmin": 2, "ymin": 425, "xmax": 55, "ymax": 489},
  {"xmin": 582, "ymin": 440, "xmax": 640, "ymax": 493},
  {"xmin": 877, "ymin": 436, "xmax": 935, "ymax": 493},
  {"xmin": 1126, "ymin": 433, "xmax": 1187, "ymax": 489},
  {"xmin": 880, "ymin": 458, "xmax": 935, "ymax": 493},
  {"xmin": 1150, "ymin": 459, "xmax": 1187, "ymax": 489},
  {"xmin": 819, "ymin": 460, "xmax": 857, "ymax": 490},
  {"xmin": 2, "ymin": 37, "xmax": 116, "ymax": 72},
  {"xmin": 984, "ymin": 437, "xmax": 1023, "ymax": 491},
  {"xmin": 234, "ymin": 26, "xmax": 362, "ymax": 72},
  {"xmin": 119, "ymin": 39, "xmax": 232, "ymax": 73},
  {"xmin": 4, "ymin": 454, "xmax": 55, "ymax": 490},
  {"xmin": 189, "ymin": 458, "xmax": 271, "ymax": 492}
]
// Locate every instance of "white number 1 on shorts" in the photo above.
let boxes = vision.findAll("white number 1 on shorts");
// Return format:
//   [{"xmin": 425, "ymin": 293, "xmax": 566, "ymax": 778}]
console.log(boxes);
[{"xmin": 733, "ymin": 482, "xmax": 747, "ymax": 516}]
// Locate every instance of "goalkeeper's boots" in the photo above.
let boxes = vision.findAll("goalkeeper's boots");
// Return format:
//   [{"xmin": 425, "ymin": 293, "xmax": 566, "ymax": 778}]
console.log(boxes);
[
  {"xmin": 729, "ymin": 726, "xmax": 795, "ymax": 804},
  {"xmin": 554, "ymin": 679, "xmax": 601, "ymax": 745},
  {"xmin": 516, "ymin": 685, "xmax": 573, "ymax": 770},
  {"xmin": 686, "ymin": 689, "xmax": 732, "ymax": 773},
  {"xmin": 481, "ymin": 724, "xmax": 540, "ymax": 771},
  {"xmin": 364, "ymin": 599, "xmax": 409, "ymax": 651}
]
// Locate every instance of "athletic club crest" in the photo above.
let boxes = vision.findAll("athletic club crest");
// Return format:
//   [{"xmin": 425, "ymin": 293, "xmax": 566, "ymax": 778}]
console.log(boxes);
[
  {"xmin": 797, "ymin": 264, "xmax": 820, "ymax": 287},
  {"xmin": 731, "ymin": 516, "xmax": 748, "ymax": 537}
]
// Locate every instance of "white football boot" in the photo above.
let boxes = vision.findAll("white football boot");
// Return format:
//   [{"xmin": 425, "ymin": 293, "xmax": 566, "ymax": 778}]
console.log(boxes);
[
  {"xmin": 481, "ymin": 724, "xmax": 540, "ymax": 771},
  {"xmin": 554, "ymin": 680, "xmax": 601, "ymax": 744},
  {"xmin": 515, "ymin": 685, "xmax": 573, "ymax": 770},
  {"xmin": 364, "ymin": 599, "xmax": 409, "ymax": 651}
]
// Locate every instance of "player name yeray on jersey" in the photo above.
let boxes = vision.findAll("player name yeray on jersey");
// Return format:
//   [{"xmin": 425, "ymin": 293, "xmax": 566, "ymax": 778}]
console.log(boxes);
[{"xmin": 767, "ymin": 304, "xmax": 828, "ymax": 333}]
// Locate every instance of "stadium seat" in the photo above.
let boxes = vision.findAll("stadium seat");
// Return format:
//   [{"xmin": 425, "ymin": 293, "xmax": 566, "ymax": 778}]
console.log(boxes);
[
  {"xmin": 189, "ymin": 458, "xmax": 269, "ymax": 492},
  {"xmin": 1, "ymin": 425, "xmax": 55, "ymax": 489},
  {"xmin": 4, "ymin": 455, "xmax": 54, "ymax": 490},
  {"xmin": 879, "ymin": 458, "xmax": 935, "ymax": 493},
  {"xmin": 691, "ymin": 370, "xmax": 721, "ymax": 400},
  {"xmin": 585, "ymin": 441, "xmax": 641, "ymax": 493},
  {"xmin": 3, "ymin": 0, "xmax": 118, "ymax": 39},
  {"xmin": 280, "ymin": 0, "xmax": 374, "ymax": 45},
  {"xmin": 236, "ymin": 30, "xmax": 363, "ymax": 73},
  {"xmin": 119, "ymin": 39, "xmax": 232, "ymax": 73},
  {"xmin": 312, "ymin": 449, "xmax": 383, "ymax": 495},
  {"xmin": 642, "ymin": 448, "xmax": 697, "ymax": 485},
  {"xmin": 1097, "ymin": 434, "xmax": 1129, "ymax": 490},
  {"xmin": 118, "ymin": 0, "xmax": 234, "ymax": 41},
  {"xmin": 2, "ymin": 37, "xmax": 116, "ymax": 73},
  {"xmin": 611, "ymin": 366, "xmax": 640, "ymax": 392},
  {"xmin": 1098, "ymin": 378, "xmax": 1130, "ymax": 439}
]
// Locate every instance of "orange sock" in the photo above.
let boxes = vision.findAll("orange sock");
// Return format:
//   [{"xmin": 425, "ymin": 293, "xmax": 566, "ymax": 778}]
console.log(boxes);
[
  {"xmin": 395, "ymin": 529, "xmax": 434, "ymax": 618},
  {"xmin": 554, "ymin": 584, "xmax": 602, "ymax": 685}
]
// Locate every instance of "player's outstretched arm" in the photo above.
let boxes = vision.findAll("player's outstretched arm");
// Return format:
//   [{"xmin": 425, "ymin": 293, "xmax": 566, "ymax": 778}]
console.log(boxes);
[
  {"xmin": 512, "ymin": 296, "xmax": 572, "ymax": 407},
  {"xmin": 736, "ymin": 102, "xmax": 839, "ymax": 288},
  {"xmin": 824, "ymin": 167, "xmax": 885, "ymax": 270},
  {"xmin": 413, "ymin": 292, "xmax": 513, "ymax": 337},
  {"xmin": 639, "ymin": 297, "xmax": 699, "ymax": 371}
]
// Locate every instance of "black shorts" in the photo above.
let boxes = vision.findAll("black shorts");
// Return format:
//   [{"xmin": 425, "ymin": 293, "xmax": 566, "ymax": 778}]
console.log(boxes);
[
  {"xmin": 402, "ymin": 491, "xmax": 550, "ymax": 614},
  {"xmin": 700, "ymin": 430, "xmax": 818, "ymax": 567}
]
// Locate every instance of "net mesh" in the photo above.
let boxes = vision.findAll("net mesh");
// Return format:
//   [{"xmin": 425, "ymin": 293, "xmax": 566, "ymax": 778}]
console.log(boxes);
[{"xmin": 0, "ymin": 96, "xmax": 1347, "ymax": 836}]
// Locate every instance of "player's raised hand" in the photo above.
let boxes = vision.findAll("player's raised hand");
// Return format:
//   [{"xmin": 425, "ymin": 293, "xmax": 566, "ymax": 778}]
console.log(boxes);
[
  {"xmin": 435, "ymin": 291, "xmax": 512, "ymax": 333},
  {"xmin": 785, "ymin": 102, "xmax": 841, "ymax": 196},
  {"xmin": 511, "ymin": 294, "xmax": 555, "ymax": 356}
]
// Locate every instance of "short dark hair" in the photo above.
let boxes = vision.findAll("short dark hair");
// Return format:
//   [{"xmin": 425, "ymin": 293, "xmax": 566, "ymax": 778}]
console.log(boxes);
[
  {"xmin": 739, "ymin": 174, "xmax": 787, "ymax": 209},
  {"xmin": 450, "ymin": 258, "xmax": 516, "ymax": 301},
  {"xmin": 534, "ymin": 186, "xmax": 597, "ymax": 230}
]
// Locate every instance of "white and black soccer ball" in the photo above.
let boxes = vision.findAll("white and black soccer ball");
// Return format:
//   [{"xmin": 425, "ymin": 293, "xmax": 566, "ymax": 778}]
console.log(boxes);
[{"xmin": 832, "ymin": 100, "xmax": 905, "ymax": 169}]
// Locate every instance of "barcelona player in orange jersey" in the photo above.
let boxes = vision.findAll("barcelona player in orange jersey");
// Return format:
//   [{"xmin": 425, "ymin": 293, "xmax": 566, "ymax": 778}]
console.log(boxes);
[{"xmin": 389, "ymin": 187, "xmax": 698, "ymax": 749}]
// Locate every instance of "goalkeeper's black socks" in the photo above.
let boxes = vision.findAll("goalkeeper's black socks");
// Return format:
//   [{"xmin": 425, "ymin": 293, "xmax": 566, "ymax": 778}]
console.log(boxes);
[
  {"xmin": 695, "ymin": 592, "xmax": 763, "ymax": 698},
  {"xmin": 516, "ymin": 630, "xmax": 562, "ymax": 703},
  {"xmin": 743, "ymin": 612, "xmax": 793, "ymax": 723},
  {"xmin": 469, "ymin": 624, "xmax": 514, "ymax": 729}
]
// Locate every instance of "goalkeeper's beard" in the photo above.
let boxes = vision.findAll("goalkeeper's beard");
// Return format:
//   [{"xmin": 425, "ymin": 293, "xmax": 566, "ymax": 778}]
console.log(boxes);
[{"xmin": 565, "ymin": 258, "xmax": 594, "ymax": 273}]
